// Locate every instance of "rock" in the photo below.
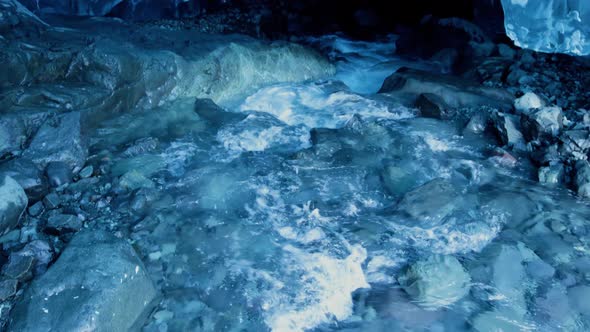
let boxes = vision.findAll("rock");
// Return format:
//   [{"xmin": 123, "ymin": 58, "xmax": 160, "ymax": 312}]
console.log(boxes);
[
  {"xmin": 514, "ymin": 92, "xmax": 544, "ymax": 114},
  {"xmin": 397, "ymin": 255, "xmax": 470, "ymax": 310},
  {"xmin": 27, "ymin": 201, "xmax": 44, "ymax": 217},
  {"xmin": 78, "ymin": 165, "xmax": 94, "ymax": 178},
  {"xmin": 560, "ymin": 130, "xmax": 590, "ymax": 160},
  {"xmin": 0, "ymin": 175, "xmax": 28, "ymax": 236},
  {"xmin": 464, "ymin": 112, "xmax": 488, "ymax": 134},
  {"xmin": 22, "ymin": 112, "xmax": 88, "ymax": 172},
  {"xmin": 46, "ymin": 214, "xmax": 83, "ymax": 233},
  {"xmin": 415, "ymin": 93, "xmax": 456, "ymax": 120},
  {"xmin": 0, "ymin": 279, "xmax": 18, "ymax": 302},
  {"xmin": 8, "ymin": 230, "xmax": 158, "ymax": 332},
  {"xmin": 575, "ymin": 160, "xmax": 590, "ymax": 198},
  {"xmin": 520, "ymin": 106, "xmax": 563, "ymax": 141},
  {"xmin": 119, "ymin": 170, "xmax": 155, "ymax": 191},
  {"xmin": 497, "ymin": 44, "xmax": 516, "ymax": 59},
  {"xmin": 490, "ymin": 112, "xmax": 526, "ymax": 150},
  {"xmin": 397, "ymin": 178, "xmax": 459, "ymax": 227},
  {"xmin": 42, "ymin": 193, "xmax": 61, "ymax": 210},
  {"xmin": 538, "ymin": 163, "xmax": 565, "ymax": 186},
  {"xmin": 568, "ymin": 285, "xmax": 590, "ymax": 315},
  {"xmin": 45, "ymin": 161, "xmax": 73, "ymax": 187},
  {"xmin": 1, "ymin": 253, "xmax": 34, "ymax": 281},
  {"xmin": 0, "ymin": 158, "xmax": 48, "ymax": 202},
  {"xmin": 471, "ymin": 310, "xmax": 524, "ymax": 332},
  {"xmin": 19, "ymin": 240, "xmax": 53, "ymax": 275},
  {"xmin": 0, "ymin": 115, "xmax": 26, "ymax": 158}
]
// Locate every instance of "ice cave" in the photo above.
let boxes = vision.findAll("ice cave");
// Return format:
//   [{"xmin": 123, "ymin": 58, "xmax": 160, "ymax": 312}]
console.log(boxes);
[{"xmin": 0, "ymin": 0, "xmax": 589, "ymax": 331}]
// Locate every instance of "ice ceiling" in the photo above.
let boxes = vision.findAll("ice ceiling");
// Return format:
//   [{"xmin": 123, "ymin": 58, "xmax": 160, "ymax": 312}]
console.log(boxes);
[{"xmin": 17, "ymin": 0, "xmax": 590, "ymax": 56}]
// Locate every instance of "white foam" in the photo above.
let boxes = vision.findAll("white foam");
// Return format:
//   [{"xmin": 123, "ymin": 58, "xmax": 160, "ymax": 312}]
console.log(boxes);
[
  {"xmin": 239, "ymin": 84, "xmax": 414, "ymax": 129},
  {"xmin": 264, "ymin": 244, "xmax": 369, "ymax": 332}
]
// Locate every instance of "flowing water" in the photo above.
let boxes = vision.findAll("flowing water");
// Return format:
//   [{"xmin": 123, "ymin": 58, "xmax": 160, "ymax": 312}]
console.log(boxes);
[{"xmin": 90, "ymin": 36, "xmax": 590, "ymax": 331}]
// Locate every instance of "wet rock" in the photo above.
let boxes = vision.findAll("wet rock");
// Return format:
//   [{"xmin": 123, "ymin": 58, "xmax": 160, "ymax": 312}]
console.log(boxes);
[
  {"xmin": 0, "ymin": 175, "xmax": 27, "ymax": 235},
  {"xmin": 575, "ymin": 160, "xmax": 590, "ymax": 198},
  {"xmin": 471, "ymin": 310, "xmax": 525, "ymax": 332},
  {"xmin": 397, "ymin": 255, "xmax": 470, "ymax": 310},
  {"xmin": 119, "ymin": 170, "xmax": 155, "ymax": 191},
  {"xmin": 19, "ymin": 240, "xmax": 53, "ymax": 275},
  {"xmin": 397, "ymin": 178, "xmax": 459, "ymax": 227},
  {"xmin": 0, "ymin": 279, "xmax": 18, "ymax": 302},
  {"xmin": 538, "ymin": 163, "xmax": 565, "ymax": 186},
  {"xmin": 22, "ymin": 112, "xmax": 88, "ymax": 172},
  {"xmin": 561, "ymin": 130, "xmax": 590, "ymax": 160},
  {"xmin": 568, "ymin": 285, "xmax": 590, "ymax": 315},
  {"xmin": 9, "ymin": 230, "xmax": 158, "ymax": 331},
  {"xmin": 0, "ymin": 115, "xmax": 26, "ymax": 158},
  {"xmin": 464, "ymin": 111, "xmax": 489, "ymax": 135},
  {"xmin": 415, "ymin": 93, "xmax": 456, "ymax": 120},
  {"xmin": 0, "ymin": 158, "xmax": 48, "ymax": 202},
  {"xmin": 514, "ymin": 92, "xmax": 544, "ymax": 114},
  {"xmin": 520, "ymin": 106, "xmax": 563, "ymax": 141},
  {"xmin": 42, "ymin": 193, "xmax": 61, "ymax": 210},
  {"xmin": 490, "ymin": 112, "xmax": 526, "ymax": 150},
  {"xmin": 1, "ymin": 253, "xmax": 34, "ymax": 281},
  {"xmin": 379, "ymin": 68, "xmax": 513, "ymax": 111},
  {"xmin": 78, "ymin": 165, "xmax": 94, "ymax": 179},
  {"xmin": 46, "ymin": 214, "xmax": 83, "ymax": 233},
  {"xmin": 45, "ymin": 161, "xmax": 73, "ymax": 187}
]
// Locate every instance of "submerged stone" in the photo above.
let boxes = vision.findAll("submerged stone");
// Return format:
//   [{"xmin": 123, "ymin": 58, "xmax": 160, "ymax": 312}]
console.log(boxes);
[
  {"xmin": 397, "ymin": 178, "xmax": 459, "ymax": 227},
  {"xmin": 45, "ymin": 161, "xmax": 73, "ymax": 187},
  {"xmin": 1, "ymin": 253, "xmax": 34, "ymax": 281},
  {"xmin": 0, "ymin": 158, "xmax": 48, "ymax": 202},
  {"xmin": 398, "ymin": 255, "xmax": 470, "ymax": 310},
  {"xmin": 0, "ymin": 279, "xmax": 18, "ymax": 302},
  {"xmin": 8, "ymin": 230, "xmax": 158, "ymax": 331},
  {"xmin": 415, "ymin": 93, "xmax": 456, "ymax": 120},
  {"xmin": 0, "ymin": 175, "xmax": 28, "ymax": 236},
  {"xmin": 46, "ymin": 214, "xmax": 83, "ymax": 233}
]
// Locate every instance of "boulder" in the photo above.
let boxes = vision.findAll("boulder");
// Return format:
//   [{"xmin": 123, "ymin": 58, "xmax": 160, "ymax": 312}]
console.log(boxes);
[
  {"xmin": 0, "ymin": 175, "xmax": 27, "ymax": 235},
  {"xmin": 397, "ymin": 178, "xmax": 459, "ymax": 227},
  {"xmin": 0, "ymin": 158, "xmax": 48, "ymax": 202},
  {"xmin": 8, "ymin": 230, "xmax": 158, "ymax": 331},
  {"xmin": 398, "ymin": 255, "xmax": 471, "ymax": 310},
  {"xmin": 490, "ymin": 112, "xmax": 526, "ymax": 150},
  {"xmin": 514, "ymin": 92, "xmax": 544, "ymax": 114},
  {"xmin": 520, "ymin": 106, "xmax": 563, "ymax": 141},
  {"xmin": 415, "ymin": 93, "xmax": 456, "ymax": 120},
  {"xmin": 560, "ymin": 130, "xmax": 590, "ymax": 160},
  {"xmin": 23, "ymin": 112, "xmax": 88, "ymax": 172}
]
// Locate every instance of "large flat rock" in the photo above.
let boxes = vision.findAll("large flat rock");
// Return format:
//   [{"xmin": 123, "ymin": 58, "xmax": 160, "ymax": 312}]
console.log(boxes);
[{"xmin": 9, "ymin": 230, "xmax": 158, "ymax": 332}]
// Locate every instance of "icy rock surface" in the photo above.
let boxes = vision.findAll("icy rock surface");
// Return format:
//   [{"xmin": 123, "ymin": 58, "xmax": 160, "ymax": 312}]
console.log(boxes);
[{"xmin": 501, "ymin": 0, "xmax": 590, "ymax": 55}]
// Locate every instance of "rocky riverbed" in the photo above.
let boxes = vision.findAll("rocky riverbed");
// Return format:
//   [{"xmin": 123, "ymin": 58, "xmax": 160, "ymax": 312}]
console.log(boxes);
[{"xmin": 1, "ymin": 0, "xmax": 590, "ymax": 331}]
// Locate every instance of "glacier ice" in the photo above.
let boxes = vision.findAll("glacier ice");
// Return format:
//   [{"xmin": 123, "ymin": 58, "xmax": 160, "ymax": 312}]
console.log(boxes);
[{"xmin": 501, "ymin": 0, "xmax": 590, "ymax": 55}]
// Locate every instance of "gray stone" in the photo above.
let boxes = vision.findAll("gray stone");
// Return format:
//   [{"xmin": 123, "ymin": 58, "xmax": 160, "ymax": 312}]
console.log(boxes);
[
  {"xmin": 45, "ymin": 161, "xmax": 73, "ymax": 187},
  {"xmin": 521, "ymin": 106, "xmax": 563, "ymax": 141},
  {"xmin": 0, "ymin": 115, "xmax": 27, "ymax": 158},
  {"xmin": 8, "ymin": 230, "xmax": 158, "ymax": 332},
  {"xmin": 464, "ymin": 112, "xmax": 488, "ymax": 134},
  {"xmin": 46, "ymin": 214, "xmax": 82, "ymax": 233},
  {"xmin": 19, "ymin": 240, "xmax": 54, "ymax": 275},
  {"xmin": 78, "ymin": 165, "xmax": 94, "ymax": 179},
  {"xmin": 397, "ymin": 178, "xmax": 459, "ymax": 227},
  {"xmin": 1, "ymin": 253, "xmax": 34, "ymax": 281},
  {"xmin": 0, "ymin": 279, "xmax": 18, "ymax": 302},
  {"xmin": 0, "ymin": 175, "xmax": 28, "ymax": 236},
  {"xmin": 28, "ymin": 201, "xmax": 44, "ymax": 217},
  {"xmin": 415, "ymin": 93, "xmax": 456, "ymax": 120},
  {"xmin": 42, "ymin": 193, "xmax": 61, "ymax": 210},
  {"xmin": 0, "ymin": 158, "xmax": 47, "ymax": 202},
  {"xmin": 490, "ymin": 112, "xmax": 526, "ymax": 149},
  {"xmin": 397, "ymin": 255, "xmax": 470, "ymax": 310},
  {"xmin": 22, "ymin": 112, "xmax": 88, "ymax": 172}
]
